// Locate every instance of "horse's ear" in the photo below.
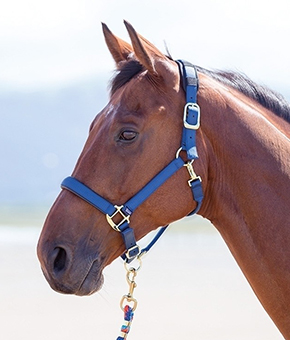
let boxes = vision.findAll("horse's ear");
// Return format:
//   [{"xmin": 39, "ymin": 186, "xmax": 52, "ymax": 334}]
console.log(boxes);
[
  {"xmin": 102, "ymin": 23, "xmax": 133, "ymax": 67},
  {"xmin": 124, "ymin": 20, "xmax": 166, "ymax": 75}
]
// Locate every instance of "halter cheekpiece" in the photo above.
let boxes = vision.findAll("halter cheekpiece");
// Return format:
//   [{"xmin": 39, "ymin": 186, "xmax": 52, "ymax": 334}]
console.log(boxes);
[{"xmin": 61, "ymin": 60, "xmax": 204, "ymax": 263}]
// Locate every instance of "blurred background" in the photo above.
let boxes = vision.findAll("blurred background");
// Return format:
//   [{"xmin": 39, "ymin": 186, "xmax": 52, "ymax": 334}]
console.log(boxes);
[{"xmin": 0, "ymin": 0, "xmax": 288, "ymax": 339}]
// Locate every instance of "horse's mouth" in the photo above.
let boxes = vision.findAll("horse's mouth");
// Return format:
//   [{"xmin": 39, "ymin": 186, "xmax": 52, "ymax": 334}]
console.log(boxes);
[
  {"xmin": 75, "ymin": 260, "xmax": 104, "ymax": 296},
  {"xmin": 43, "ymin": 258, "xmax": 104, "ymax": 296}
]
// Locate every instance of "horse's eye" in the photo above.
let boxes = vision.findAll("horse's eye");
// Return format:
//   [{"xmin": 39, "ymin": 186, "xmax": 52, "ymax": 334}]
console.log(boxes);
[{"xmin": 119, "ymin": 130, "xmax": 137, "ymax": 141}]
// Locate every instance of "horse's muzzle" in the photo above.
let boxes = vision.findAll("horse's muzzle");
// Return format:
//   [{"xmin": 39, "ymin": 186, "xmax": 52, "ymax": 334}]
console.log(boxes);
[{"xmin": 37, "ymin": 240, "xmax": 104, "ymax": 296}]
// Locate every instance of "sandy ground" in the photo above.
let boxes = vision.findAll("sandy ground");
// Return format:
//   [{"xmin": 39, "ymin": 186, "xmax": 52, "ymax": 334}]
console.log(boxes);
[{"xmin": 0, "ymin": 215, "xmax": 284, "ymax": 340}]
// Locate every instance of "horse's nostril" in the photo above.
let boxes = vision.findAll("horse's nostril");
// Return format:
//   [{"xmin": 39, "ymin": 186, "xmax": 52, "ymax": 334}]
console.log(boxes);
[{"xmin": 53, "ymin": 247, "xmax": 67, "ymax": 272}]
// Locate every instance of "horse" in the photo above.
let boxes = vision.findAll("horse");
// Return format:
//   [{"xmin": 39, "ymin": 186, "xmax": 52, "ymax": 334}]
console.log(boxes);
[{"xmin": 37, "ymin": 21, "xmax": 290, "ymax": 338}]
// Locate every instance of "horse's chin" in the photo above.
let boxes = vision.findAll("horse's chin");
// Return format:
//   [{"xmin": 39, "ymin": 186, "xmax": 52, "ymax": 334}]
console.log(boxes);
[
  {"xmin": 75, "ymin": 274, "xmax": 104, "ymax": 296},
  {"xmin": 43, "ymin": 260, "xmax": 104, "ymax": 296},
  {"xmin": 75, "ymin": 268, "xmax": 104, "ymax": 296}
]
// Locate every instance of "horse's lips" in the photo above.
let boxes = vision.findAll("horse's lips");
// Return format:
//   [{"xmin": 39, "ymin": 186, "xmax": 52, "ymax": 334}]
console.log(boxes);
[
  {"xmin": 75, "ymin": 260, "xmax": 104, "ymax": 296},
  {"xmin": 42, "ymin": 259, "xmax": 104, "ymax": 296}
]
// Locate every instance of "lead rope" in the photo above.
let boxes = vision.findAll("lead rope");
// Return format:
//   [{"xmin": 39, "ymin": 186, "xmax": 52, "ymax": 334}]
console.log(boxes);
[
  {"xmin": 115, "ymin": 159, "xmax": 201, "ymax": 339},
  {"xmin": 116, "ymin": 258, "xmax": 142, "ymax": 340}
]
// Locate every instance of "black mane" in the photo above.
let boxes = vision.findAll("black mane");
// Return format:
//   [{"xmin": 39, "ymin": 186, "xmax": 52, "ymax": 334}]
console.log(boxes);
[
  {"xmin": 196, "ymin": 66, "xmax": 290, "ymax": 123},
  {"xmin": 109, "ymin": 59, "xmax": 290, "ymax": 123}
]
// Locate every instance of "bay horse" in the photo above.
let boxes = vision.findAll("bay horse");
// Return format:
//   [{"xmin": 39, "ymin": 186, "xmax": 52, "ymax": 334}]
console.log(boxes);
[{"xmin": 37, "ymin": 21, "xmax": 290, "ymax": 338}]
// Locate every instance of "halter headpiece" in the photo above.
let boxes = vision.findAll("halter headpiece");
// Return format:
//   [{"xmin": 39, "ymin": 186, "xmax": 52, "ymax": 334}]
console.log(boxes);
[{"xmin": 61, "ymin": 60, "xmax": 203, "ymax": 263}]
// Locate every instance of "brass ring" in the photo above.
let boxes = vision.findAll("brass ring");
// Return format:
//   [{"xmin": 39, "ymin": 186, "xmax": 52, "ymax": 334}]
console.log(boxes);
[
  {"xmin": 124, "ymin": 257, "xmax": 142, "ymax": 273},
  {"xmin": 175, "ymin": 147, "xmax": 182, "ymax": 159}
]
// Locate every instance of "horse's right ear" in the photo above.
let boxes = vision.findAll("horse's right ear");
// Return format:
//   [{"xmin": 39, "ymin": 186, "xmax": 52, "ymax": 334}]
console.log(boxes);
[{"xmin": 102, "ymin": 23, "xmax": 133, "ymax": 67}]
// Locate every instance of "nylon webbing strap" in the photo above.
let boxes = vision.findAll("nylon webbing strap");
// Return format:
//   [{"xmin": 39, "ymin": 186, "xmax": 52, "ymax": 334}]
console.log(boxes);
[
  {"xmin": 61, "ymin": 177, "xmax": 115, "ymax": 215},
  {"xmin": 176, "ymin": 60, "xmax": 200, "ymax": 160},
  {"xmin": 124, "ymin": 157, "xmax": 184, "ymax": 212}
]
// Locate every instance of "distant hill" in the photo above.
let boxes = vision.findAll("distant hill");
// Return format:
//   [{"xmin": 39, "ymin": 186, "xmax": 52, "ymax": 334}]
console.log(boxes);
[{"xmin": 0, "ymin": 78, "xmax": 108, "ymax": 206}]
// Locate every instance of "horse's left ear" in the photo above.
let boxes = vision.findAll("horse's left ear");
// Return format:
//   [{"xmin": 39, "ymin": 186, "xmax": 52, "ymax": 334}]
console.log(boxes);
[
  {"xmin": 102, "ymin": 23, "xmax": 133, "ymax": 67},
  {"xmin": 124, "ymin": 20, "xmax": 167, "ymax": 76}
]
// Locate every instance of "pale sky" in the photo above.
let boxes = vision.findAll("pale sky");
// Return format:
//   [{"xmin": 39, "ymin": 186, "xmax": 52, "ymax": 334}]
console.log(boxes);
[{"xmin": 1, "ymin": 0, "xmax": 289, "ymax": 93}]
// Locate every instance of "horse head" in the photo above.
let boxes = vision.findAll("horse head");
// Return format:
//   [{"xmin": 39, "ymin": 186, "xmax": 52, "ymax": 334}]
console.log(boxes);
[{"xmin": 37, "ymin": 21, "xmax": 207, "ymax": 296}]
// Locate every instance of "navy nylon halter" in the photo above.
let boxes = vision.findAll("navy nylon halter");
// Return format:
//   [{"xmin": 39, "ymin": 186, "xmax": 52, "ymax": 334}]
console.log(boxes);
[{"xmin": 61, "ymin": 60, "xmax": 203, "ymax": 263}]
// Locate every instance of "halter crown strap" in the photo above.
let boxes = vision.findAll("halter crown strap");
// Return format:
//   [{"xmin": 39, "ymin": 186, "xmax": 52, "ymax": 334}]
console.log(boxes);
[
  {"xmin": 176, "ymin": 60, "xmax": 200, "ymax": 160},
  {"xmin": 60, "ymin": 60, "xmax": 203, "ymax": 263}
]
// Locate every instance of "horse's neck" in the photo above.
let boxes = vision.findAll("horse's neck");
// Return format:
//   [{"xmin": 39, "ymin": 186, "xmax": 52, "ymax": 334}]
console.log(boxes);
[
  {"xmin": 198, "ymin": 76, "xmax": 290, "ymax": 224},
  {"xmin": 198, "ymin": 76, "xmax": 290, "ymax": 336}
]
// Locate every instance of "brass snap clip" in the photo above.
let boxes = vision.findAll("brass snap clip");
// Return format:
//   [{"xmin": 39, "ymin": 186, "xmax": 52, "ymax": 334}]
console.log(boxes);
[{"xmin": 184, "ymin": 161, "xmax": 202, "ymax": 187}]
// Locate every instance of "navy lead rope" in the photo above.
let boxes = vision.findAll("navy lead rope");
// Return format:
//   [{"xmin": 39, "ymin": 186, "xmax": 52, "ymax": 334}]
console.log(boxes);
[{"xmin": 116, "ymin": 305, "xmax": 134, "ymax": 340}]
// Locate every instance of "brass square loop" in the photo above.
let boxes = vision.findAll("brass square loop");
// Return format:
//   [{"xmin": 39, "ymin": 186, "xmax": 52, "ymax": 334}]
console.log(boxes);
[{"xmin": 106, "ymin": 205, "xmax": 131, "ymax": 232}]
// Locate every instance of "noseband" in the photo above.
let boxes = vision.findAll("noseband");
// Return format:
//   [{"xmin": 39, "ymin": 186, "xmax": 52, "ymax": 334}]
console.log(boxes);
[{"xmin": 61, "ymin": 60, "xmax": 203, "ymax": 263}]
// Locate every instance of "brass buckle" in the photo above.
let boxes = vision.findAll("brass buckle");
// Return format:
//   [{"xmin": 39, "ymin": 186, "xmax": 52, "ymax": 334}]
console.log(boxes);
[
  {"xmin": 106, "ymin": 205, "xmax": 130, "ymax": 232},
  {"xmin": 125, "ymin": 245, "xmax": 140, "ymax": 261}
]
